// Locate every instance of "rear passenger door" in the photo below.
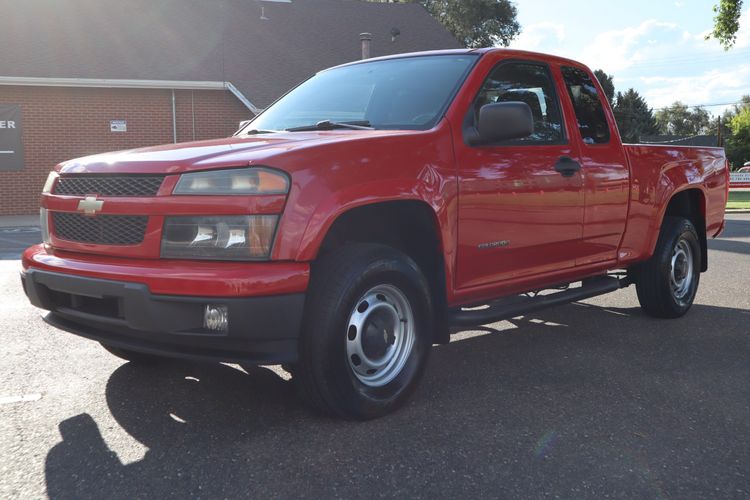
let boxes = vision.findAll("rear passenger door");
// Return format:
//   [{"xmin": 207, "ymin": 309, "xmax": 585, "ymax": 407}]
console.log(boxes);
[
  {"xmin": 455, "ymin": 60, "xmax": 585, "ymax": 290},
  {"xmin": 559, "ymin": 66, "xmax": 630, "ymax": 266}
]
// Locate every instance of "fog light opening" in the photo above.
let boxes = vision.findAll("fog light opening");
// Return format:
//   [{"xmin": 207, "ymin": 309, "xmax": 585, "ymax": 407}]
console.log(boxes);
[{"xmin": 204, "ymin": 305, "xmax": 229, "ymax": 332}]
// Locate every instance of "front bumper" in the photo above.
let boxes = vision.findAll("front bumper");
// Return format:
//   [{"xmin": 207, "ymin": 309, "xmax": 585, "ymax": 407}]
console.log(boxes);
[{"xmin": 22, "ymin": 267, "xmax": 306, "ymax": 364}]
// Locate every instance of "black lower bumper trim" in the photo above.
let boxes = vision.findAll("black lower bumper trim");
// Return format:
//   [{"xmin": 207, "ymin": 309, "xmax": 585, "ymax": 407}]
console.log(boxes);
[
  {"xmin": 22, "ymin": 269, "xmax": 304, "ymax": 364},
  {"xmin": 43, "ymin": 312, "xmax": 298, "ymax": 364}
]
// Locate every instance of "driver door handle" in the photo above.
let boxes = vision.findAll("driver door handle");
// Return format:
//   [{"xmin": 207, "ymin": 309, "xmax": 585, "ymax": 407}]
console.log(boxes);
[{"xmin": 554, "ymin": 156, "xmax": 581, "ymax": 177}]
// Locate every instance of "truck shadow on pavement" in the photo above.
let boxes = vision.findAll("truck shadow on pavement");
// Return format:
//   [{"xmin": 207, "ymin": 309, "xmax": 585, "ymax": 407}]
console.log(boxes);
[{"xmin": 44, "ymin": 302, "xmax": 750, "ymax": 499}]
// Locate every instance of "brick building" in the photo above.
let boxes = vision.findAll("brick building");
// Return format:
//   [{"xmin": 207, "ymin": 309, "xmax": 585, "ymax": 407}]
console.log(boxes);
[{"xmin": 0, "ymin": 0, "xmax": 460, "ymax": 215}]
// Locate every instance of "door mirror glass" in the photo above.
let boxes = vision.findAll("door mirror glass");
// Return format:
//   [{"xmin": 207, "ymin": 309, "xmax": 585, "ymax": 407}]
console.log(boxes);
[{"xmin": 469, "ymin": 102, "xmax": 534, "ymax": 145}]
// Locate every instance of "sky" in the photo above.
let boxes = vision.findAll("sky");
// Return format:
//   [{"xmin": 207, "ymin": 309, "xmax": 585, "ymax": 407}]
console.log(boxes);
[{"xmin": 508, "ymin": 0, "xmax": 750, "ymax": 116}]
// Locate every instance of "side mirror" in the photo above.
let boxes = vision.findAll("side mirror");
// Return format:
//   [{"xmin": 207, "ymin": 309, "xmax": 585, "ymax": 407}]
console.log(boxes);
[
  {"xmin": 235, "ymin": 120, "xmax": 252, "ymax": 135},
  {"xmin": 468, "ymin": 102, "xmax": 534, "ymax": 146}
]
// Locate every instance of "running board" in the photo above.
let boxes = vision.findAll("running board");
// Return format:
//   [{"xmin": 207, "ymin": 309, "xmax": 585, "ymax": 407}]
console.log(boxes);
[{"xmin": 448, "ymin": 276, "xmax": 624, "ymax": 327}]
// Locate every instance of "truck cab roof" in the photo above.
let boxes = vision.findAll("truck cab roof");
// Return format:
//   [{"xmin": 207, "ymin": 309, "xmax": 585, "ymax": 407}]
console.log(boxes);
[{"xmin": 328, "ymin": 48, "xmax": 589, "ymax": 73}]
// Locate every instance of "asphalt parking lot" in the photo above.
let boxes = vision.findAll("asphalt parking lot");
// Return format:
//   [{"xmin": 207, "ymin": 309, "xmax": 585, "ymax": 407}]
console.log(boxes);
[{"xmin": 1, "ymin": 215, "xmax": 749, "ymax": 499}]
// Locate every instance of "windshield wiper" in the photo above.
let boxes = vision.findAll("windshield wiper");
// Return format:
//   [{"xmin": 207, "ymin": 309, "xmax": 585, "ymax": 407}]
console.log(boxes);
[
  {"xmin": 244, "ymin": 129, "xmax": 278, "ymax": 135},
  {"xmin": 286, "ymin": 120, "xmax": 374, "ymax": 132}
]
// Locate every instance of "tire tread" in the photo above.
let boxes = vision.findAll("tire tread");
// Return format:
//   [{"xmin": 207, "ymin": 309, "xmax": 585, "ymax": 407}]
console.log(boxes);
[
  {"xmin": 634, "ymin": 216, "xmax": 700, "ymax": 318},
  {"xmin": 294, "ymin": 243, "xmax": 431, "ymax": 419}
]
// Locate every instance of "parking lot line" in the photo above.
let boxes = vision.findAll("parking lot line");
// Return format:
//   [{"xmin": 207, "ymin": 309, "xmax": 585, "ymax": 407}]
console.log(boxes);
[{"xmin": 0, "ymin": 394, "xmax": 42, "ymax": 405}]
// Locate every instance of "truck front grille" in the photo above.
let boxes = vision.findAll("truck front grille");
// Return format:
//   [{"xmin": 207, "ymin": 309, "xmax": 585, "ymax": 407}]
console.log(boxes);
[
  {"xmin": 54, "ymin": 176, "xmax": 165, "ymax": 197},
  {"xmin": 52, "ymin": 213, "xmax": 148, "ymax": 245}
]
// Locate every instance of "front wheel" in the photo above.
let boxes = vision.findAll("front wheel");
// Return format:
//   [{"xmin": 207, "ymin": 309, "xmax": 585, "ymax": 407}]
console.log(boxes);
[
  {"xmin": 294, "ymin": 244, "xmax": 433, "ymax": 420},
  {"xmin": 632, "ymin": 216, "xmax": 701, "ymax": 318}
]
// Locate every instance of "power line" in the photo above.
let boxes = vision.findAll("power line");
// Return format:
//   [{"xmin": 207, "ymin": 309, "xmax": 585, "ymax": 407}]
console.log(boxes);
[
  {"xmin": 592, "ymin": 48, "xmax": 750, "ymax": 68},
  {"xmin": 620, "ymin": 48, "xmax": 750, "ymax": 69},
  {"xmin": 651, "ymin": 100, "xmax": 745, "ymax": 111},
  {"xmin": 612, "ymin": 100, "xmax": 745, "ymax": 118}
]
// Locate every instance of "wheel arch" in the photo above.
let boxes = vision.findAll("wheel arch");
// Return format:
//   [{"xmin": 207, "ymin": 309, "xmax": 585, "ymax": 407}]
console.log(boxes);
[
  {"xmin": 658, "ymin": 187, "xmax": 708, "ymax": 272},
  {"xmin": 311, "ymin": 199, "xmax": 451, "ymax": 344}
]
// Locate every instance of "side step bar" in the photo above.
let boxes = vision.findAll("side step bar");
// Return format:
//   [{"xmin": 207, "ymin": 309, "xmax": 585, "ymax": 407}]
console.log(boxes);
[{"xmin": 448, "ymin": 276, "xmax": 625, "ymax": 327}]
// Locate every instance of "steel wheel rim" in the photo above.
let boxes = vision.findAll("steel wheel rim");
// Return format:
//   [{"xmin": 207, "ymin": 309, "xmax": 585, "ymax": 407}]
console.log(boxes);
[
  {"xmin": 345, "ymin": 284, "xmax": 415, "ymax": 387},
  {"xmin": 670, "ymin": 238, "xmax": 694, "ymax": 303}
]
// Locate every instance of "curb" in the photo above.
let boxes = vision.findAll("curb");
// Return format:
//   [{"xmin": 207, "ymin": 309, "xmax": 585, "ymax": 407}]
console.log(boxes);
[{"xmin": 726, "ymin": 209, "xmax": 750, "ymax": 214}]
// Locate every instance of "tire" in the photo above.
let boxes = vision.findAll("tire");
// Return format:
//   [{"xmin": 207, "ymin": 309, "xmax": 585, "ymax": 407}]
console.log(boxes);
[
  {"xmin": 100, "ymin": 343, "xmax": 163, "ymax": 364},
  {"xmin": 294, "ymin": 243, "xmax": 433, "ymax": 420},
  {"xmin": 632, "ymin": 216, "xmax": 701, "ymax": 318}
]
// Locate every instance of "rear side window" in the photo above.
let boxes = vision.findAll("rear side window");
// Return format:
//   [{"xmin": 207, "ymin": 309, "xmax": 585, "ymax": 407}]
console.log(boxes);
[
  {"xmin": 474, "ymin": 62, "xmax": 565, "ymax": 144},
  {"xmin": 561, "ymin": 66, "xmax": 610, "ymax": 144}
]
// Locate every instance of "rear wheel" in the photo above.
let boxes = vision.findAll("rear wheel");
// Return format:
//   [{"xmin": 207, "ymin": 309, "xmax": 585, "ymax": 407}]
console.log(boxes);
[
  {"xmin": 294, "ymin": 243, "xmax": 433, "ymax": 420},
  {"xmin": 633, "ymin": 216, "xmax": 701, "ymax": 318},
  {"xmin": 100, "ymin": 343, "xmax": 163, "ymax": 364}
]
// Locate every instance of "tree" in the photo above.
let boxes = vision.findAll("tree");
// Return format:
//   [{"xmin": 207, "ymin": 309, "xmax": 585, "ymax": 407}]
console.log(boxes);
[
  {"xmin": 367, "ymin": 0, "xmax": 520, "ymax": 47},
  {"xmin": 613, "ymin": 89, "xmax": 659, "ymax": 143},
  {"xmin": 594, "ymin": 69, "xmax": 615, "ymax": 107},
  {"xmin": 721, "ymin": 95, "xmax": 749, "ymax": 147},
  {"xmin": 707, "ymin": 0, "xmax": 744, "ymax": 49},
  {"xmin": 726, "ymin": 106, "xmax": 750, "ymax": 167},
  {"xmin": 723, "ymin": 95, "xmax": 750, "ymax": 120},
  {"xmin": 655, "ymin": 102, "xmax": 713, "ymax": 136}
]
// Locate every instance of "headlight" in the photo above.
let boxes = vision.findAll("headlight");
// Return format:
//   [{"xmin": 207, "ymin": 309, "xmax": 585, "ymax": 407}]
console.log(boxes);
[
  {"xmin": 174, "ymin": 167, "xmax": 289, "ymax": 195},
  {"xmin": 161, "ymin": 215, "xmax": 279, "ymax": 260},
  {"xmin": 42, "ymin": 172, "xmax": 58, "ymax": 194}
]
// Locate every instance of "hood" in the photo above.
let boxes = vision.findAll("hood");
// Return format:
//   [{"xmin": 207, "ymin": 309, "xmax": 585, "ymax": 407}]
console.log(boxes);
[{"xmin": 57, "ymin": 130, "xmax": 421, "ymax": 175}]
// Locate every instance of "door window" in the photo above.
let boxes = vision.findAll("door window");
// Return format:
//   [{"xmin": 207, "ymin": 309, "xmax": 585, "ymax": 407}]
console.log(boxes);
[
  {"xmin": 473, "ymin": 62, "xmax": 565, "ymax": 144},
  {"xmin": 561, "ymin": 66, "xmax": 611, "ymax": 144}
]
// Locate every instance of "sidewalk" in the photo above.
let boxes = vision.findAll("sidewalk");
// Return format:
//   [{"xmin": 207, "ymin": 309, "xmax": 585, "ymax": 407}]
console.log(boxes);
[{"xmin": 0, "ymin": 215, "xmax": 39, "ymax": 228}]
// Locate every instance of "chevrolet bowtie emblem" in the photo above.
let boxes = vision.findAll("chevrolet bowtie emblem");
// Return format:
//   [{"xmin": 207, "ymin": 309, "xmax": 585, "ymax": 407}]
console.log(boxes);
[{"xmin": 77, "ymin": 196, "xmax": 104, "ymax": 215}]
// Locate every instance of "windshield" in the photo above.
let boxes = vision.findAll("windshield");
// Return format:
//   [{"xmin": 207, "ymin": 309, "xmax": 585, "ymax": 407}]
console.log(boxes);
[{"xmin": 244, "ymin": 54, "xmax": 478, "ymax": 132}]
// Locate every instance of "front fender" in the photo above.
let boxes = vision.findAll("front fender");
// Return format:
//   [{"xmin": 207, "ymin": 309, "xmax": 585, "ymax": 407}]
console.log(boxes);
[{"xmin": 267, "ymin": 123, "xmax": 459, "ymax": 264}]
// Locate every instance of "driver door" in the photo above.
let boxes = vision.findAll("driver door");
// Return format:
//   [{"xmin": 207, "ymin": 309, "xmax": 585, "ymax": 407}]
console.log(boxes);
[{"xmin": 455, "ymin": 60, "xmax": 585, "ymax": 290}]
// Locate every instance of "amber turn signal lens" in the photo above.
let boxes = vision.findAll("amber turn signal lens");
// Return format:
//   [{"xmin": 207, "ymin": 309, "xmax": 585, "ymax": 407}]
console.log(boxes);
[{"xmin": 174, "ymin": 167, "xmax": 289, "ymax": 195}]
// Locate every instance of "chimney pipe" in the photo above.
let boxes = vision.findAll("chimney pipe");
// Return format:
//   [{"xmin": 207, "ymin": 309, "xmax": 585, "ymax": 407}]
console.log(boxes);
[{"xmin": 360, "ymin": 32, "xmax": 372, "ymax": 59}]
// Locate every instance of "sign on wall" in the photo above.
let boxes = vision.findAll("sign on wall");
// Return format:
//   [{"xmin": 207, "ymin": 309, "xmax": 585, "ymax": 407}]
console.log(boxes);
[
  {"xmin": 0, "ymin": 104, "xmax": 23, "ymax": 171},
  {"xmin": 110, "ymin": 120, "xmax": 127, "ymax": 133}
]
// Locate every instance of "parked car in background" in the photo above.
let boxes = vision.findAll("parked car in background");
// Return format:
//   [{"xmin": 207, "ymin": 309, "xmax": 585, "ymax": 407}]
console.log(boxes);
[
  {"xmin": 22, "ymin": 48, "xmax": 729, "ymax": 419},
  {"xmin": 739, "ymin": 163, "xmax": 750, "ymax": 173}
]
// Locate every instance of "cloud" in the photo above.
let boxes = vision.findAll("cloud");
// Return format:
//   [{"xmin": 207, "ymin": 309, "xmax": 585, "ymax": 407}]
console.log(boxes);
[
  {"xmin": 639, "ymin": 64, "xmax": 750, "ymax": 112},
  {"xmin": 506, "ymin": 4, "xmax": 750, "ymax": 115},
  {"xmin": 734, "ymin": 7, "xmax": 750, "ymax": 48},
  {"xmin": 581, "ymin": 19, "xmax": 678, "ymax": 73},
  {"xmin": 512, "ymin": 22, "xmax": 566, "ymax": 51}
]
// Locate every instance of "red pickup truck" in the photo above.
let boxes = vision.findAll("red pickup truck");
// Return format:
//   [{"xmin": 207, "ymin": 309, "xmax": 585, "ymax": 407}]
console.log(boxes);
[{"xmin": 22, "ymin": 49, "xmax": 728, "ymax": 420}]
